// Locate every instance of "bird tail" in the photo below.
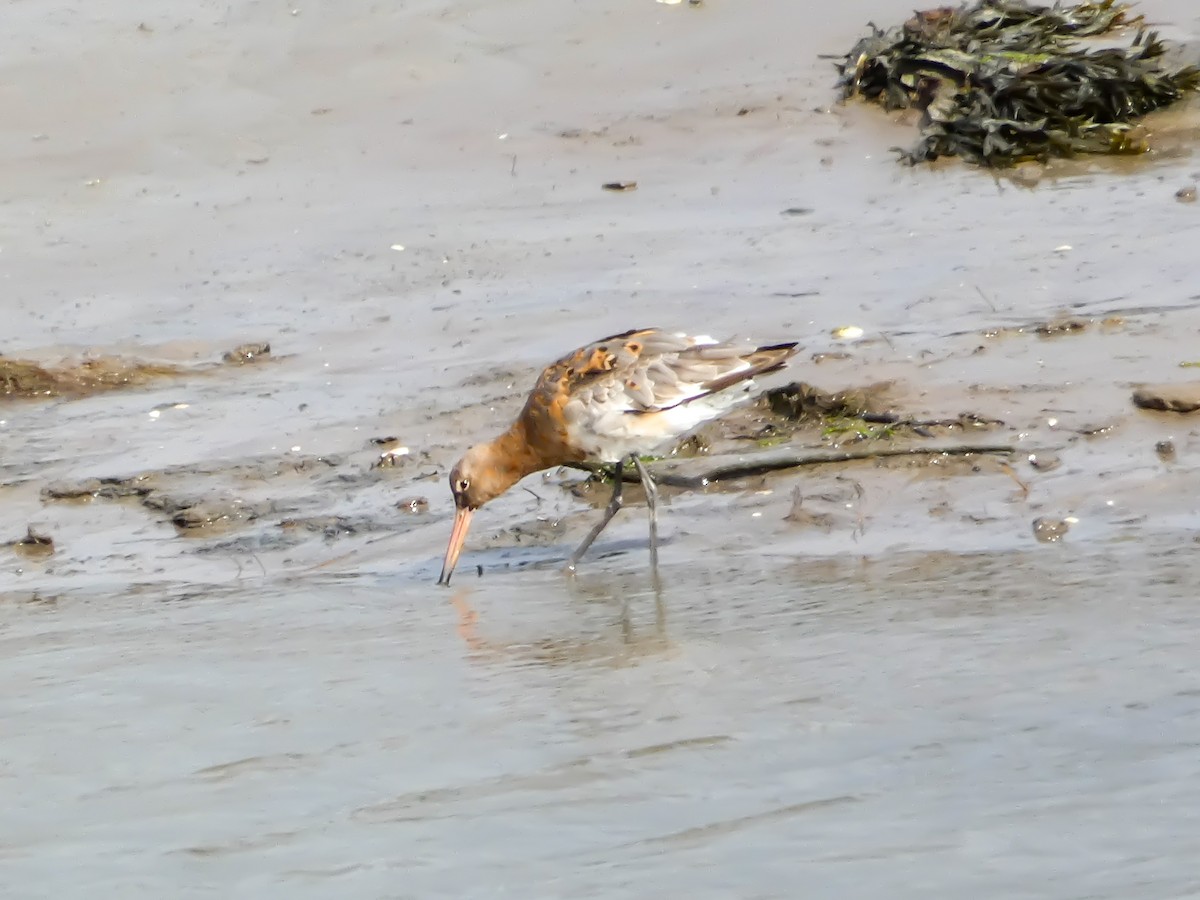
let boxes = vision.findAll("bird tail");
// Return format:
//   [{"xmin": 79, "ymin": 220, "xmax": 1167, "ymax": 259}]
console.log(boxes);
[{"xmin": 698, "ymin": 341, "xmax": 799, "ymax": 395}]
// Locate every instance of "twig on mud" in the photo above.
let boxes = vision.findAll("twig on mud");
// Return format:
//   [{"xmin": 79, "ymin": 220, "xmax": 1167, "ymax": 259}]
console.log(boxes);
[
  {"xmin": 975, "ymin": 284, "xmax": 998, "ymax": 313},
  {"xmin": 855, "ymin": 411, "xmax": 1004, "ymax": 430},
  {"xmin": 568, "ymin": 443, "xmax": 1016, "ymax": 489},
  {"xmin": 850, "ymin": 478, "xmax": 867, "ymax": 540},
  {"xmin": 998, "ymin": 461, "xmax": 1031, "ymax": 498}
]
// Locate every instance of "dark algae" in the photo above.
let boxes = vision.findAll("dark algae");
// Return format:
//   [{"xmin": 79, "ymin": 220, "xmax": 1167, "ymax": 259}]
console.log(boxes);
[{"xmin": 836, "ymin": 0, "xmax": 1200, "ymax": 166}]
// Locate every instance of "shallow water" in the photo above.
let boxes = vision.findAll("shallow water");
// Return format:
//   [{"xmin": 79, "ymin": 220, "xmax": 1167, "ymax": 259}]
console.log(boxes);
[
  {"xmin": 6, "ymin": 545, "xmax": 1200, "ymax": 897},
  {"xmin": 3, "ymin": 0, "xmax": 1200, "ymax": 896}
]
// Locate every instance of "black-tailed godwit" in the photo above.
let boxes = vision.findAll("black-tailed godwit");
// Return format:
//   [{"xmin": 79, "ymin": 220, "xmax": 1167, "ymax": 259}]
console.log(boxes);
[{"xmin": 438, "ymin": 328, "xmax": 798, "ymax": 584}]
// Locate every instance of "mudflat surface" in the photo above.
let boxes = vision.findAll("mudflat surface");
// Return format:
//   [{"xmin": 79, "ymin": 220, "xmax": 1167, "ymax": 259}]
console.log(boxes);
[{"xmin": 3, "ymin": 1, "xmax": 1200, "ymax": 896}]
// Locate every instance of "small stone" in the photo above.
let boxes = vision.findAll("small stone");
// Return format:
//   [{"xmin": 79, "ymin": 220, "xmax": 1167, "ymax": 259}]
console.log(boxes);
[
  {"xmin": 1032, "ymin": 517, "xmax": 1070, "ymax": 543},
  {"xmin": 1033, "ymin": 317, "xmax": 1087, "ymax": 336},
  {"xmin": 172, "ymin": 503, "xmax": 230, "ymax": 529},
  {"xmin": 1176, "ymin": 185, "xmax": 1197, "ymax": 203},
  {"xmin": 372, "ymin": 439, "xmax": 411, "ymax": 468},
  {"xmin": 397, "ymin": 496, "xmax": 429, "ymax": 513},
  {"xmin": 165, "ymin": 498, "xmax": 261, "ymax": 531},
  {"xmin": 1132, "ymin": 384, "xmax": 1200, "ymax": 414},
  {"xmin": 9, "ymin": 527, "xmax": 55, "ymax": 558},
  {"xmin": 1155, "ymin": 440, "xmax": 1177, "ymax": 461},
  {"xmin": 222, "ymin": 342, "xmax": 271, "ymax": 364},
  {"xmin": 1027, "ymin": 452, "xmax": 1060, "ymax": 472}
]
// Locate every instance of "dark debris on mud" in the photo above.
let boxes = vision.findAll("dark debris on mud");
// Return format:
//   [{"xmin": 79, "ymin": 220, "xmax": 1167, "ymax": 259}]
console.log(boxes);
[
  {"xmin": 1132, "ymin": 383, "xmax": 1200, "ymax": 413},
  {"xmin": 761, "ymin": 380, "xmax": 1004, "ymax": 441},
  {"xmin": 0, "ymin": 356, "xmax": 183, "ymax": 400},
  {"xmin": 43, "ymin": 472, "xmax": 280, "ymax": 534},
  {"xmin": 983, "ymin": 313, "xmax": 1125, "ymax": 339},
  {"xmin": 1, "ymin": 340, "xmax": 276, "ymax": 401},
  {"xmin": 836, "ymin": 0, "xmax": 1200, "ymax": 166},
  {"xmin": 221, "ymin": 342, "xmax": 272, "ymax": 365},
  {"xmin": 38, "ymin": 446, "xmax": 436, "ymax": 559},
  {"xmin": 3, "ymin": 527, "xmax": 56, "ymax": 559},
  {"xmin": 1033, "ymin": 515, "xmax": 1072, "ymax": 542}
]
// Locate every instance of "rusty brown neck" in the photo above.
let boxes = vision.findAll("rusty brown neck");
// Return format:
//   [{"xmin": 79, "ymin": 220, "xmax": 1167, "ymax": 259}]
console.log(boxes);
[{"xmin": 480, "ymin": 418, "xmax": 555, "ymax": 496}]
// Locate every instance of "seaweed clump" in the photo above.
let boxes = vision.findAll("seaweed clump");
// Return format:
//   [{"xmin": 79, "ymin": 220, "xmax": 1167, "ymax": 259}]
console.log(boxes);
[{"xmin": 836, "ymin": 0, "xmax": 1200, "ymax": 166}]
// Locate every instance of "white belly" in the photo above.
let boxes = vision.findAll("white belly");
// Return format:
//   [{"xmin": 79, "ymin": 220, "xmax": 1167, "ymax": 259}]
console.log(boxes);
[{"xmin": 566, "ymin": 380, "xmax": 758, "ymax": 463}]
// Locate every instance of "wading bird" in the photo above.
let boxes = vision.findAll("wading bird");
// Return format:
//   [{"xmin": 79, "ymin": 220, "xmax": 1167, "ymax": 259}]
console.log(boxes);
[{"xmin": 438, "ymin": 328, "xmax": 798, "ymax": 584}]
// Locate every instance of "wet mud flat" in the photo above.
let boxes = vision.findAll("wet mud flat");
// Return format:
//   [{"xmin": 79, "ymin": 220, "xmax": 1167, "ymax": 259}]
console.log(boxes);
[
  {"xmin": 6, "ymin": 303, "xmax": 1200, "ymax": 898},
  {"xmin": 8, "ymin": 307, "xmax": 1200, "ymax": 594},
  {"xmin": 5, "ymin": 0, "xmax": 1200, "ymax": 896}
]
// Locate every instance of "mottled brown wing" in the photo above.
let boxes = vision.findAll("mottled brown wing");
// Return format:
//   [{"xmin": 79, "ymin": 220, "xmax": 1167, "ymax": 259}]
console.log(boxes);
[
  {"xmin": 512, "ymin": 328, "xmax": 659, "ymax": 462},
  {"xmin": 534, "ymin": 328, "xmax": 798, "ymax": 415}
]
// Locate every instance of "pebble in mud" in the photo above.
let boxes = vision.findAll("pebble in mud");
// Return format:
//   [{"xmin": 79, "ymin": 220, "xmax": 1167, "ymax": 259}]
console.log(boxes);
[
  {"xmin": 1177, "ymin": 185, "xmax": 1197, "ymax": 203},
  {"xmin": 396, "ymin": 496, "xmax": 429, "ymax": 513},
  {"xmin": 221, "ymin": 342, "xmax": 271, "ymax": 364},
  {"xmin": 371, "ymin": 437, "xmax": 411, "ymax": 468},
  {"xmin": 1077, "ymin": 422, "xmax": 1116, "ymax": 438},
  {"xmin": 1027, "ymin": 452, "xmax": 1060, "ymax": 472},
  {"xmin": 6, "ymin": 527, "xmax": 55, "ymax": 559},
  {"xmin": 1132, "ymin": 384, "xmax": 1200, "ymax": 414},
  {"xmin": 153, "ymin": 497, "xmax": 266, "ymax": 532},
  {"xmin": 1033, "ymin": 317, "xmax": 1088, "ymax": 337},
  {"xmin": 1032, "ymin": 516, "xmax": 1071, "ymax": 543},
  {"xmin": 1155, "ymin": 440, "xmax": 1177, "ymax": 462},
  {"xmin": 41, "ymin": 476, "xmax": 155, "ymax": 501}
]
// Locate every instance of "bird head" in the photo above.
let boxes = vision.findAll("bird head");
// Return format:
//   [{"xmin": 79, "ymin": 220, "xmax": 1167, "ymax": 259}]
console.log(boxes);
[{"xmin": 437, "ymin": 443, "xmax": 522, "ymax": 585}]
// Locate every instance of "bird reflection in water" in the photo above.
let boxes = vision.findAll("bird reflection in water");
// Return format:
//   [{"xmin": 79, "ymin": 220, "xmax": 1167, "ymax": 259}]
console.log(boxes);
[{"xmin": 446, "ymin": 573, "xmax": 669, "ymax": 665}]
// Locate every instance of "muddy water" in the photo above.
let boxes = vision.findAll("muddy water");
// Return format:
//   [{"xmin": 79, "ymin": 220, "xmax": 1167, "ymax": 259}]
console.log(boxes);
[{"xmin": 4, "ymin": 0, "xmax": 1200, "ymax": 896}]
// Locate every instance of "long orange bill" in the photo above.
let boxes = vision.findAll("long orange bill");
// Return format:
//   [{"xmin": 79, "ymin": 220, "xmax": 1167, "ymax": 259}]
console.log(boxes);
[{"xmin": 438, "ymin": 507, "xmax": 474, "ymax": 585}]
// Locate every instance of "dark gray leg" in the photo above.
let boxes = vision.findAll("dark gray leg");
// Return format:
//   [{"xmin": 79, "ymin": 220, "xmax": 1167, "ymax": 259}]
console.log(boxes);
[
  {"xmin": 566, "ymin": 457, "xmax": 627, "ymax": 573},
  {"xmin": 630, "ymin": 455, "xmax": 659, "ymax": 571}
]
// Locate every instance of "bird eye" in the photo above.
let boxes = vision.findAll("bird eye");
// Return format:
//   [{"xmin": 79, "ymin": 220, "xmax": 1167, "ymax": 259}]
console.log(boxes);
[{"xmin": 457, "ymin": 478, "xmax": 470, "ymax": 493}]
